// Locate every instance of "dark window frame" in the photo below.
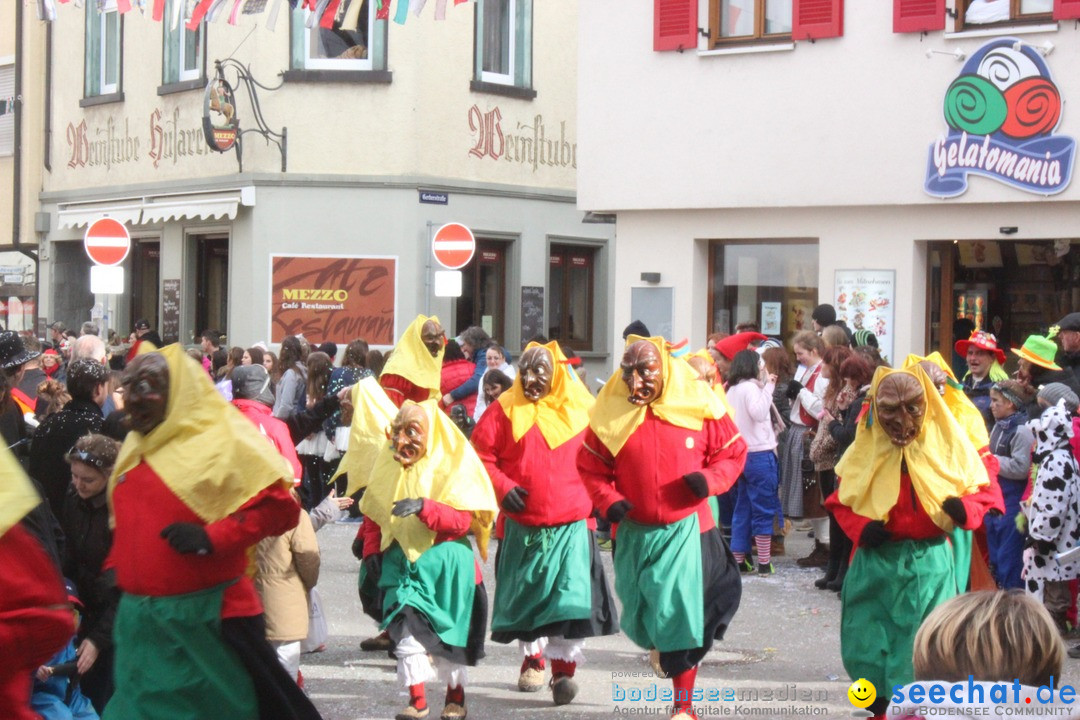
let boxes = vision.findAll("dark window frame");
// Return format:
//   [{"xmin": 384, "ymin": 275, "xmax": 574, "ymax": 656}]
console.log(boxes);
[
  {"xmin": 547, "ymin": 244, "xmax": 597, "ymax": 352},
  {"xmin": 455, "ymin": 238, "xmax": 508, "ymax": 342}
]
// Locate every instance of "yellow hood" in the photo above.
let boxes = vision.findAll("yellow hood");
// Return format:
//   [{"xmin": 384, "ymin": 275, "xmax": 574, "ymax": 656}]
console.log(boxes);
[
  {"xmin": 497, "ymin": 341, "xmax": 594, "ymax": 449},
  {"xmin": 589, "ymin": 335, "xmax": 728, "ymax": 456},
  {"xmin": 0, "ymin": 441, "xmax": 42, "ymax": 538},
  {"xmin": 380, "ymin": 314, "xmax": 444, "ymax": 399},
  {"xmin": 331, "ymin": 377, "xmax": 400, "ymax": 497},
  {"xmin": 902, "ymin": 352, "xmax": 990, "ymax": 450},
  {"xmin": 835, "ymin": 365, "xmax": 989, "ymax": 532},
  {"xmin": 359, "ymin": 399, "xmax": 499, "ymax": 563},
  {"xmin": 109, "ymin": 344, "xmax": 293, "ymax": 525}
]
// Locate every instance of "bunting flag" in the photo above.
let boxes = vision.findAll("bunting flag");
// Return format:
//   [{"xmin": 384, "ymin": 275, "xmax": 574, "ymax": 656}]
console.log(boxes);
[
  {"xmin": 375, "ymin": 0, "xmax": 389, "ymax": 19},
  {"xmin": 242, "ymin": 0, "xmax": 267, "ymax": 14},
  {"xmin": 433, "ymin": 0, "xmax": 445, "ymax": 19},
  {"xmin": 227, "ymin": 0, "xmax": 243, "ymax": 22},
  {"xmin": 264, "ymin": 0, "xmax": 283, "ymax": 30},
  {"xmin": 393, "ymin": 0, "xmax": 408, "ymax": 23},
  {"xmin": 410, "ymin": 0, "xmax": 426, "ymax": 15},
  {"xmin": 152, "ymin": 0, "xmax": 165, "ymax": 22},
  {"xmin": 318, "ymin": 0, "xmax": 341, "ymax": 27},
  {"xmin": 186, "ymin": 0, "xmax": 213, "ymax": 30},
  {"xmin": 116, "ymin": 0, "xmax": 131, "ymax": 14}
]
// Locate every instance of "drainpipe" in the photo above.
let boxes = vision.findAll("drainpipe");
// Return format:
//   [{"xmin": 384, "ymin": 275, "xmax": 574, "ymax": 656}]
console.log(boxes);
[{"xmin": 12, "ymin": 0, "xmax": 37, "ymax": 264}]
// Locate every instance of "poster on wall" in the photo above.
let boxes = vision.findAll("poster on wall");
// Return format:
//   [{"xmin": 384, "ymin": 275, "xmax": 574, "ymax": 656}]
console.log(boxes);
[
  {"xmin": 835, "ymin": 270, "xmax": 895, "ymax": 363},
  {"xmin": 270, "ymin": 255, "xmax": 397, "ymax": 345},
  {"xmin": 761, "ymin": 302, "xmax": 781, "ymax": 335},
  {"xmin": 161, "ymin": 279, "xmax": 181, "ymax": 344}
]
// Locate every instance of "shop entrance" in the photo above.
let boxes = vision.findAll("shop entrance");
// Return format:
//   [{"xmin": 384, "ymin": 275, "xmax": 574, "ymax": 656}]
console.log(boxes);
[
  {"xmin": 130, "ymin": 239, "xmax": 160, "ymax": 333},
  {"xmin": 455, "ymin": 238, "xmax": 507, "ymax": 342},
  {"xmin": 927, "ymin": 240, "xmax": 1080, "ymax": 369}
]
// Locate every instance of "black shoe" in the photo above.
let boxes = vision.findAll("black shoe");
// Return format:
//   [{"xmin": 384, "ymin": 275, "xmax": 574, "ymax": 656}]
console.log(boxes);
[
  {"xmin": 1068, "ymin": 644, "xmax": 1080, "ymax": 660},
  {"xmin": 813, "ymin": 575, "xmax": 831, "ymax": 589},
  {"xmin": 826, "ymin": 564, "xmax": 847, "ymax": 592}
]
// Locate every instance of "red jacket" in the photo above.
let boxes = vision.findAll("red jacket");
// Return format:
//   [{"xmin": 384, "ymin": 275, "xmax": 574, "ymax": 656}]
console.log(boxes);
[
  {"xmin": 0, "ymin": 524, "xmax": 74, "ymax": 714},
  {"xmin": 440, "ymin": 359, "xmax": 477, "ymax": 416},
  {"xmin": 380, "ymin": 373, "xmax": 431, "ymax": 409},
  {"xmin": 108, "ymin": 463, "xmax": 299, "ymax": 618},
  {"xmin": 233, "ymin": 398, "xmax": 303, "ymax": 481},
  {"xmin": 471, "ymin": 401, "xmax": 594, "ymax": 535},
  {"xmin": 577, "ymin": 410, "xmax": 747, "ymax": 532}
]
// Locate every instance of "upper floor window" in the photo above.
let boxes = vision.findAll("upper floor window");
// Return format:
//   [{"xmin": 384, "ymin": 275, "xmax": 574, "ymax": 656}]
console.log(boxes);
[
  {"xmin": 959, "ymin": 0, "xmax": 1053, "ymax": 28},
  {"xmin": 0, "ymin": 64, "xmax": 13, "ymax": 156},
  {"xmin": 163, "ymin": 0, "xmax": 205, "ymax": 87},
  {"xmin": 475, "ymin": 0, "xmax": 532, "ymax": 90},
  {"xmin": 85, "ymin": 0, "xmax": 122, "ymax": 97},
  {"xmin": 290, "ymin": 0, "xmax": 386, "ymax": 72},
  {"xmin": 712, "ymin": 0, "xmax": 792, "ymax": 44}
]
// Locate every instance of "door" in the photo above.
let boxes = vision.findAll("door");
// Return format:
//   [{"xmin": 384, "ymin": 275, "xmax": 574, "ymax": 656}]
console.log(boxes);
[
  {"xmin": 455, "ymin": 239, "xmax": 506, "ymax": 341},
  {"xmin": 195, "ymin": 235, "xmax": 229, "ymax": 338},
  {"xmin": 130, "ymin": 240, "xmax": 160, "ymax": 332}
]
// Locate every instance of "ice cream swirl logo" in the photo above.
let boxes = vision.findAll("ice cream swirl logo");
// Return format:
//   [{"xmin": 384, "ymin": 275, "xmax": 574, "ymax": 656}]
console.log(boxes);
[{"xmin": 925, "ymin": 38, "xmax": 1075, "ymax": 198}]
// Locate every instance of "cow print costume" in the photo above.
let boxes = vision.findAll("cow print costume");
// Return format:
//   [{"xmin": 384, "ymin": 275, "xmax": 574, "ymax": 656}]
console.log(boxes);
[{"xmin": 1023, "ymin": 402, "xmax": 1080, "ymax": 600}]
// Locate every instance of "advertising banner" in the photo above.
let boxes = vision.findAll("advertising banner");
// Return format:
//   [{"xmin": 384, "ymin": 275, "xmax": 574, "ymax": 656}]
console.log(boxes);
[{"xmin": 270, "ymin": 255, "xmax": 396, "ymax": 345}]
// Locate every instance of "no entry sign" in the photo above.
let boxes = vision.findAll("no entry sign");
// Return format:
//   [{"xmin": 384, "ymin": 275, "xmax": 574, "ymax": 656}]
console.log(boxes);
[
  {"xmin": 84, "ymin": 217, "xmax": 131, "ymax": 266},
  {"xmin": 432, "ymin": 223, "xmax": 476, "ymax": 270}
]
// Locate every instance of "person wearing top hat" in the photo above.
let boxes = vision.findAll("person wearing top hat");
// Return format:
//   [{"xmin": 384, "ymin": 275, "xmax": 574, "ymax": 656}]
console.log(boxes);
[
  {"xmin": 0, "ymin": 331, "xmax": 42, "ymax": 418},
  {"xmin": 955, "ymin": 331, "xmax": 1008, "ymax": 432},
  {"xmin": 1051, "ymin": 312, "xmax": 1080, "ymax": 380},
  {"xmin": 124, "ymin": 320, "xmax": 163, "ymax": 364},
  {"xmin": 1012, "ymin": 335, "xmax": 1080, "ymax": 405}
]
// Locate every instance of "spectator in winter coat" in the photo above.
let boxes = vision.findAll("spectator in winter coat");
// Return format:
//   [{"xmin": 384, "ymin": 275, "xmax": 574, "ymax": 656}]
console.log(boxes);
[
  {"xmin": 439, "ymin": 340, "xmax": 476, "ymax": 418},
  {"xmin": 59, "ymin": 434, "xmax": 121, "ymax": 714},
  {"xmin": 441, "ymin": 326, "xmax": 491, "ymax": 410},
  {"xmin": 30, "ymin": 359, "xmax": 109, "ymax": 519},
  {"xmin": 984, "ymin": 380, "xmax": 1035, "ymax": 590},
  {"xmin": 273, "ymin": 336, "xmax": 308, "ymax": 421}
]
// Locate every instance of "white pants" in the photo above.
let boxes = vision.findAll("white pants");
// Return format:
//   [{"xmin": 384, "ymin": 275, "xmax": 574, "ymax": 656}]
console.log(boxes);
[
  {"xmin": 811, "ymin": 516, "xmax": 829, "ymax": 545},
  {"xmin": 272, "ymin": 640, "xmax": 301, "ymax": 681},
  {"xmin": 394, "ymin": 633, "xmax": 467, "ymax": 688},
  {"xmin": 519, "ymin": 636, "xmax": 585, "ymax": 664}
]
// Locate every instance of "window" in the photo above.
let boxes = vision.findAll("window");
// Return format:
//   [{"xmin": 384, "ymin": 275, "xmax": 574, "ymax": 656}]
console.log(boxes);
[
  {"xmin": 163, "ymin": 0, "xmax": 205, "ymax": 87},
  {"xmin": 290, "ymin": 0, "xmax": 386, "ymax": 72},
  {"xmin": 474, "ymin": 0, "xmax": 532, "ymax": 91},
  {"xmin": 958, "ymin": 0, "xmax": 1053, "ymax": 28},
  {"xmin": 712, "ymin": 0, "xmax": 793, "ymax": 43},
  {"xmin": 548, "ymin": 245, "xmax": 595, "ymax": 351},
  {"xmin": 707, "ymin": 241, "xmax": 817, "ymax": 341},
  {"xmin": 0, "ymin": 64, "xmax": 13, "ymax": 157},
  {"xmin": 85, "ymin": 0, "xmax": 122, "ymax": 98}
]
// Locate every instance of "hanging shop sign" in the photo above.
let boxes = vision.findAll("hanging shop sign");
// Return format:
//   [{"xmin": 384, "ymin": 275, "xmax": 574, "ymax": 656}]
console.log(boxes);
[
  {"xmin": 925, "ymin": 38, "xmax": 1075, "ymax": 198},
  {"xmin": 834, "ymin": 270, "xmax": 895, "ymax": 364},
  {"xmin": 203, "ymin": 77, "xmax": 240, "ymax": 153},
  {"xmin": 270, "ymin": 255, "xmax": 397, "ymax": 345}
]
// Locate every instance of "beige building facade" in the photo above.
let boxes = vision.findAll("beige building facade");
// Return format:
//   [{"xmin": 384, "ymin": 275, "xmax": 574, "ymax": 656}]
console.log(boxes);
[{"xmin": 35, "ymin": 0, "xmax": 613, "ymax": 367}]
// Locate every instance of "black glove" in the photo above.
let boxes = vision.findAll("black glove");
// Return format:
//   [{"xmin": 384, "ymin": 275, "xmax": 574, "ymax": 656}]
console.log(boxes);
[
  {"xmin": 942, "ymin": 497, "xmax": 967, "ymax": 526},
  {"xmin": 785, "ymin": 380, "xmax": 804, "ymax": 401},
  {"xmin": 351, "ymin": 535, "xmax": 364, "ymax": 561},
  {"xmin": 392, "ymin": 498, "xmax": 424, "ymax": 518},
  {"xmin": 986, "ymin": 507, "xmax": 1003, "ymax": 518},
  {"xmin": 683, "ymin": 472, "xmax": 709, "ymax": 499},
  {"xmin": 160, "ymin": 523, "xmax": 213, "ymax": 556},
  {"xmin": 859, "ymin": 520, "xmax": 891, "ymax": 549},
  {"xmin": 606, "ymin": 500, "xmax": 633, "ymax": 524},
  {"xmin": 363, "ymin": 553, "xmax": 382, "ymax": 584},
  {"xmin": 501, "ymin": 486, "xmax": 529, "ymax": 513}
]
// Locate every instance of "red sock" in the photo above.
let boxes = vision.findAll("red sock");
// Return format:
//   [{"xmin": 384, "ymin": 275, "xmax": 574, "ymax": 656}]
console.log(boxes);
[
  {"xmin": 520, "ymin": 653, "xmax": 545, "ymax": 672},
  {"xmin": 445, "ymin": 684, "xmax": 465, "ymax": 706},
  {"xmin": 671, "ymin": 665, "xmax": 698, "ymax": 713},
  {"xmin": 551, "ymin": 659, "xmax": 576, "ymax": 678},
  {"xmin": 409, "ymin": 683, "xmax": 427, "ymax": 711}
]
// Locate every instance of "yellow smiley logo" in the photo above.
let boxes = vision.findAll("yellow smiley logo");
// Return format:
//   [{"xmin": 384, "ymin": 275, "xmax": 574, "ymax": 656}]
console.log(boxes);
[{"xmin": 847, "ymin": 678, "xmax": 876, "ymax": 709}]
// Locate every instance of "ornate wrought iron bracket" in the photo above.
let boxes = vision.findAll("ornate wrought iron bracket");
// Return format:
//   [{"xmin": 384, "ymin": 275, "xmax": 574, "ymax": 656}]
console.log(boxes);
[{"xmin": 207, "ymin": 58, "xmax": 288, "ymax": 172}]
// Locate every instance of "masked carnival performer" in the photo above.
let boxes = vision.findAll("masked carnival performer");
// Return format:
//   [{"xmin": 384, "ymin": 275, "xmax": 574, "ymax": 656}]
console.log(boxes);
[
  {"xmin": 0, "ymin": 443, "xmax": 73, "ymax": 720},
  {"xmin": 825, "ymin": 366, "xmax": 1004, "ymax": 719},
  {"xmin": 577, "ymin": 336, "xmax": 747, "ymax": 720},
  {"xmin": 359, "ymin": 400, "xmax": 498, "ymax": 720},
  {"xmin": 105, "ymin": 346, "xmax": 319, "ymax": 720},
  {"xmin": 471, "ymin": 341, "xmax": 619, "ymax": 704}
]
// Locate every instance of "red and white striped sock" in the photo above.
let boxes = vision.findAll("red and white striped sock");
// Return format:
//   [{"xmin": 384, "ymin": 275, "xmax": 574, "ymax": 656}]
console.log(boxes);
[
  {"xmin": 755, "ymin": 535, "xmax": 772, "ymax": 566},
  {"xmin": 732, "ymin": 551, "xmax": 746, "ymax": 564}
]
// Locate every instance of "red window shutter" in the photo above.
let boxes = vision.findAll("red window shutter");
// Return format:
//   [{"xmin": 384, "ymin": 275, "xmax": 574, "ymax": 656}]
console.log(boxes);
[
  {"xmin": 654, "ymin": 0, "xmax": 698, "ymax": 52},
  {"xmin": 793, "ymin": 0, "xmax": 843, "ymax": 40},
  {"xmin": 894, "ymin": 0, "xmax": 944, "ymax": 32},
  {"xmin": 1054, "ymin": 0, "xmax": 1080, "ymax": 19}
]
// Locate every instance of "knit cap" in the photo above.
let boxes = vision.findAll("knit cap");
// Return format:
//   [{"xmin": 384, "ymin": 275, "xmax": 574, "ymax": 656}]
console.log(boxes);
[{"xmin": 1039, "ymin": 383, "xmax": 1079, "ymax": 414}]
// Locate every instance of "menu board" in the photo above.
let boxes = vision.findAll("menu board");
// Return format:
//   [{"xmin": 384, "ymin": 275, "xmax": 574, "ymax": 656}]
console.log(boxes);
[
  {"xmin": 161, "ymin": 279, "xmax": 181, "ymax": 344},
  {"xmin": 834, "ymin": 270, "xmax": 895, "ymax": 363}
]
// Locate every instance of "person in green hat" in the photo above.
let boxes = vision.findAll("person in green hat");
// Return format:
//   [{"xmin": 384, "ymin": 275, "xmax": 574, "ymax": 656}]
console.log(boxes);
[{"xmin": 1011, "ymin": 335, "xmax": 1080, "ymax": 413}]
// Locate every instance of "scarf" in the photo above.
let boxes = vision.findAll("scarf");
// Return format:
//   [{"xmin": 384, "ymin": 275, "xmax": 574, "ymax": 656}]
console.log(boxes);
[{"xmin": 497, "ymin": 341, "xmax": 594, "ymax": 449}]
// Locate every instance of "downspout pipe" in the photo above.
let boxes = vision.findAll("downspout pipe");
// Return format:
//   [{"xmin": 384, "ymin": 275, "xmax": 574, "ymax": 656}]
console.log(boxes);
[{"xmin": 13, "ymin": 0, "xmax": 38, "ymax": 263}]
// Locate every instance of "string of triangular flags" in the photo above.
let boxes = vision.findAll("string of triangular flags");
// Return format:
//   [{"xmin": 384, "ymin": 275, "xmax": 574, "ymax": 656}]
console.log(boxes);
[{"xmin": 35, "ymin": 0, "xmax": 472, "ymax": 33}]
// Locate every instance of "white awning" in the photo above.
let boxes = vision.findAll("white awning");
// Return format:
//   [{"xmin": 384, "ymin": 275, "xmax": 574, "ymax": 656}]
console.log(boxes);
[
  {"xmin": 55, "ymin": 187, "xmax": 256, "ymax": 229},
  {"xmin": 56, "ymin": 201, "xmax": 144, "ymax": 229}
]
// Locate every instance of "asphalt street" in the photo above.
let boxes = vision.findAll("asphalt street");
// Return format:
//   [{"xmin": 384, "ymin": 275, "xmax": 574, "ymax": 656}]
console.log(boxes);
[{"xmin": 300, "ymin": 520, "xmax": 1080, "ymax": 720}]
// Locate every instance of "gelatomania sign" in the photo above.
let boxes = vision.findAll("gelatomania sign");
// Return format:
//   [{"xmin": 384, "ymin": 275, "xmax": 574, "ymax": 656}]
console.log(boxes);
[{"xmin": 925, "ymin": 38, "xmax": 1075, "ymax": 198}]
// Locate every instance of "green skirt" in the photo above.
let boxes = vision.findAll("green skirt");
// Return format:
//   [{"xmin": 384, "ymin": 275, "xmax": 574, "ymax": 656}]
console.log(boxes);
[
  {"xmin": 491, "ymin": 518, "xmax": 593, "ymax": 633},
  {"xmin": 105, "ymin": 585, "xmax": 256, "ymax": 720},
  {"xmin": 380, "ymin": 538, "xmax": 476, "ymax": 649},
  {"xmin": 614, "ymin": 514, "xmax": 704, "ymax": 652},
  {"xmin": 841, "ymin": 537, "xmax": 955, "ymax": 695}
]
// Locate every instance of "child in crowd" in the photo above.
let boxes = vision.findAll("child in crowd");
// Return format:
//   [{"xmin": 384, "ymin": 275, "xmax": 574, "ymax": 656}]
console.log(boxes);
[
  {"xmin": 890, "ymin": 591, "xmax": 1066, "ymax": 719},
  {"xmin": 1021, "ymin": 387, "xmax": 1080, "ymax": 633},
  {"xmin": 31, "ymin": 585, "xmax": 99, "ymax": 720},
  {"xmin": 984, "ymin": 380, "xmax": 1035, "ymax": 590}
]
